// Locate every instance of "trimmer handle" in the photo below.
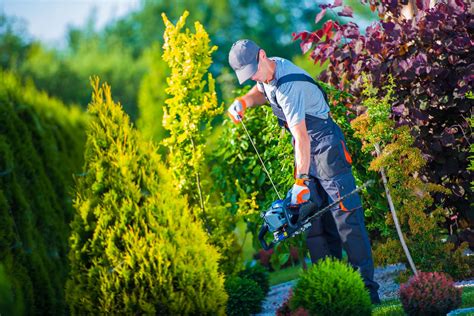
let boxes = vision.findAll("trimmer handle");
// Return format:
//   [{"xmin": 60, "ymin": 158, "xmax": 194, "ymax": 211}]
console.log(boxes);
[{"xmin": 258, "ymin": 223, "xmax": 275, "ymax": 251}]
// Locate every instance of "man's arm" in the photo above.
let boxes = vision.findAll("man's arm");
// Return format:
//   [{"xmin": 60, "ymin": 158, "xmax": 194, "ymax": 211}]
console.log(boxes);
[
  {"xmin": 289, "ymin": 119, "xmax": 310, "ymax": 175},
  {"xmin": 241, "ymin": 85, "xmax": 267, "ymax": 108}
]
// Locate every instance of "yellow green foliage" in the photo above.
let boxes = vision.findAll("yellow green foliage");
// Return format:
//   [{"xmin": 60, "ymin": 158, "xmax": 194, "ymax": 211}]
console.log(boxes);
[
  {"xmin": 0, "ymin": 71, "xmax": 87, "ymax": 314},
  {"xmin": 161, "ymin": 10, "xmax": 220, "ymax": 191},
  {"xmin": 351, "ymin": 76, "xmax": 473, "ymax": 279},
  {"xmin": 161, "ymin": 11, "xmax": 241, "ymax": 274},
  {"xmin": 65, "ymin": 78, "xmax": 227, "ymax": 314}
]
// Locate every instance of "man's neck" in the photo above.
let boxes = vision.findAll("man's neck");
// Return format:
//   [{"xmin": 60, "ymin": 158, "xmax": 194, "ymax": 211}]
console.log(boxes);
[{"xmin": 265, "ymin": 59, "xmax": 276, "ymax": 84}]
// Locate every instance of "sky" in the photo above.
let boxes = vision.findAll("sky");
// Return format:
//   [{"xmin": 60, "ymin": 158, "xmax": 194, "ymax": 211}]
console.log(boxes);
[{"xmin": 0, "ymin": 0, "xmax": 140, "ymax": 46}]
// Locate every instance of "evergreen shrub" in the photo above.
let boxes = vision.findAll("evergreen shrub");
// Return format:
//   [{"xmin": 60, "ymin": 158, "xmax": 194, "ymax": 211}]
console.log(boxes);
[
  {"xmin": 238, "ymin": 263, "xmax": 270, "ymax": 296},
  {"xmin": 290, "ymin": 258, "xmax": 371, "ymax": 316},
  {"xmin": 400, "ymin": 271, "xmax": 462, "ymax": 316},
  {"xmin": 65, "ymin": 78, "xmax": 227, "ymax": 314},
  {"xmin": 225, "ymin": 276, "xmax": 265, "ymax": 316},
  {"xmin": 0, "ymin": 71, "xmax": 86, "ymax": 314}
]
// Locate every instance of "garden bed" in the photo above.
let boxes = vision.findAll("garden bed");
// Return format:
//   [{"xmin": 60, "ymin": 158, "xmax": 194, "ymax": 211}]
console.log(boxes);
[{"xmin": 258, "ymin": 264, "xmax": 474, "ymax": 315}]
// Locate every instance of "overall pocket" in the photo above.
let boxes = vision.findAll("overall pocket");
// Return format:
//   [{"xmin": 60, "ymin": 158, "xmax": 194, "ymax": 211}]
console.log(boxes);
[
  {"xmin": 332, "ymin": 174, "xmax": 362, "ymax": 213},
  {"xmin": 310, "ymin": 134, "xmax": 352, "ymax": 180}
]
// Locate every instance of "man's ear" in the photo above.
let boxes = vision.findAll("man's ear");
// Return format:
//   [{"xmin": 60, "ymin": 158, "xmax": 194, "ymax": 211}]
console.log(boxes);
[{"xmin": 260, "ymin": 49, "xmax": 266, "ymax": 60}]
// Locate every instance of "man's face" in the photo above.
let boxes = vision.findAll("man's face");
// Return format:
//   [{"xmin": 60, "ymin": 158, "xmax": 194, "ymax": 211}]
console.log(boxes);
[{"xmin": 250, "ymin": 50, "xmax": 273, "ymax": 84}]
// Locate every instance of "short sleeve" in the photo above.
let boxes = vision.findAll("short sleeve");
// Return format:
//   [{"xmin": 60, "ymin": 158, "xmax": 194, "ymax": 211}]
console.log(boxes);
[{"xmin": 275, "ymin": 83, "xmax": 306, "ymax": 128}]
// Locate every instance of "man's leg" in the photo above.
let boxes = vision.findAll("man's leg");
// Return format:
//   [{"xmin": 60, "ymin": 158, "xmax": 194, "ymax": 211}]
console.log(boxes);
[
  {"xmin": 305, "ymin": 178, "xmax": 343, "ymax": 262},
  {"xmin": 319, "ymin": 173, "xmax": 380, "ymax": 304},
  {"xmin": 306, "ymin": 212, "xmax": 342, "ymax": 262}
]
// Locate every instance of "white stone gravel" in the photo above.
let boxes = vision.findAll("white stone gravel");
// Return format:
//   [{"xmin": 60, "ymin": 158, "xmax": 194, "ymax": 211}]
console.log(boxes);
[{"xmin": 256, "ymin": 263, "xmax": 474, "ymax": 316}]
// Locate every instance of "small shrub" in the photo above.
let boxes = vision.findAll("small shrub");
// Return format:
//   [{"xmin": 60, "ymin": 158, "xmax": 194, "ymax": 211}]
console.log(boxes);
[
  {"xmin": 225, "ymin": 276, "xmax": 265, "ymax": 316},
  {"xmin": 238, "ymin": 263, "xmax": 270, "ymax": 296},
  {"xmin": 291, "ymin": 258, "xmax": 371, "ymax": 316},
  {"xmin": 277, "ymin": 290, "xmax": 310, "ymax": 316},
  {"xmin": 400, "ymin": 271, "xmax": 462, "ymax": 316}
]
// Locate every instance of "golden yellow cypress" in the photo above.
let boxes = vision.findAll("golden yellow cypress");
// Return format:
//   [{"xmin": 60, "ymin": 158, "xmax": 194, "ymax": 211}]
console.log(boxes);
[{"xmin": 66, "ymin": 77, "xmax": 227, "ymax": 314}]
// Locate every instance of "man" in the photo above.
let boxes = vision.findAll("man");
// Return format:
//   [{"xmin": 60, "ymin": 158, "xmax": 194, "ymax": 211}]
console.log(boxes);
[{"xmin": 227, "ymin": 39, "xmax": 380, "ymax": 304}]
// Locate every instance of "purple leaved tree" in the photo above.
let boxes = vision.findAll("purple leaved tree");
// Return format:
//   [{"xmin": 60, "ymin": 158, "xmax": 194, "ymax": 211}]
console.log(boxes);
[{"xmin": 294, "ymin": 0, "xmax": 473, "ymax": 231}]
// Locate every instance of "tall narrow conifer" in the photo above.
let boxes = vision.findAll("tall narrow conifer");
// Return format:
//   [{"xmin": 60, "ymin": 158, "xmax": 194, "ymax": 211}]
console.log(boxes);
[
  {"xmin": 0, "ymin": 71, "xmax": 86, "ymax": 314},
  {"xmin": 66, "ymin": 78, "xmax": 227, "ymax": 314}
]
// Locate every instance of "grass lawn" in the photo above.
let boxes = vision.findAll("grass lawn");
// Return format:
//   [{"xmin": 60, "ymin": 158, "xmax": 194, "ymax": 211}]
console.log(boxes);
[{"xmin": 269, "ymin": 264, "xmax": 304, "ymax": 286}]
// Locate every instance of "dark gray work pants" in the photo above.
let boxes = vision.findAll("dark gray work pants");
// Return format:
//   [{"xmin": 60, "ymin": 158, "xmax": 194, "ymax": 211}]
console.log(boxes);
[{"xmin": 302, "ymin": 116, "xmax": 380, "ymax": 300}]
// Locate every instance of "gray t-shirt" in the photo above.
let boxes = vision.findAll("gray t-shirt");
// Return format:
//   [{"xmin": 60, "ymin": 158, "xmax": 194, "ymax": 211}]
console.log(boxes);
[{"xmin": 257, "ymin": 57, "xmax": 329, "ymax": 128}]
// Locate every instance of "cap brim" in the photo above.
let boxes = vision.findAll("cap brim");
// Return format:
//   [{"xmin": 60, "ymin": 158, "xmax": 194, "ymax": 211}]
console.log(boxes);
[{"xmin": 236, "ymin": 62, "xmax": 258, "ymax": 84}]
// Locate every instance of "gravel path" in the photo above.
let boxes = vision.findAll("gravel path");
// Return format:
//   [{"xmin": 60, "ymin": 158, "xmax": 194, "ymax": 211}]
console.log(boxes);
[{"xmin": 256, "ymin": 263, "xmax": 474, "ymax": 316}]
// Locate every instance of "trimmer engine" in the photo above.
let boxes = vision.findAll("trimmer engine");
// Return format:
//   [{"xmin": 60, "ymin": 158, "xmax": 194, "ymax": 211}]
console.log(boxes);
[
  {"xmin": 258, "ymin": 198, "xmax": 315, "ymax": 250},
  {"xmin": 258, "ymin": 181, "xmax": 372, "ymax": 250}
]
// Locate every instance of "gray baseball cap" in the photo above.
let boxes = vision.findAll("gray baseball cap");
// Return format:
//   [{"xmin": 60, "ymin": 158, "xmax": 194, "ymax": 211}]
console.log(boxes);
[{"xmin": 228, "ymin": 39, "xmax": 260, "ymax": 84}]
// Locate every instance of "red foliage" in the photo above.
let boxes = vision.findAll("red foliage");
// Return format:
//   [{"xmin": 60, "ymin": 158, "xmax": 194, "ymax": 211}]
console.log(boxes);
[
  {"xmin": 276, "ymin": 291, "xmax": 309, "ymax": 316},
  {"xmin": 400, "ymin": 271, "xmax": 462, "ymax": 315},
  {"xmin": 257, "ymin": 248, "xmax": 274, "ymax": 269},
  {"xmin": 294, "ymin": 0, "xmax": 473, "ymax": 227}
]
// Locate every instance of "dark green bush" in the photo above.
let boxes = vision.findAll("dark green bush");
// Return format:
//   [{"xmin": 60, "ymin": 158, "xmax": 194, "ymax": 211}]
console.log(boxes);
[
  {"xmin": 400, "ymin": 272, "xmax": 462, "ymax": 316},
  {"xmin": 290, "ymin": 257, "xmax": 371, "ymax": 316},
  {"xmin": 225, "ymin": 276, "xmax": 265, "ymax": 316},
  {"xmin": 0, "ymin": 262, "xmax": 24, "ymax": 315},
  {"xmin": 238, "ymin": 263, "xmax": 270, "ymax": 296},
  {"xmin": 0, "ymin": 71, "xmax": 86, "ymax": 314}
]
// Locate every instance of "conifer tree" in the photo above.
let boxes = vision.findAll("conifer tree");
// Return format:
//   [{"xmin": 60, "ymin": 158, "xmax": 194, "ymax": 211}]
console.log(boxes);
[
  {"xmin": 66, "ymin": 77, "xmax": 227, "ymax": 314},
  {"xmin": 0, "ymin": 71, "xmax": 86, "ymax": 314},
  {"xmin": 161, "ymin": 11, "xmax": 241, "ymax": 274}
]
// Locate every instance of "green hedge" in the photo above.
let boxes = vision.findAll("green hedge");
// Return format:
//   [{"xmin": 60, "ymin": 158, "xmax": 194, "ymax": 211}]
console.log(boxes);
[{"xmin": 0, "ymin": 71, "xmax": 87, "ymax": 314}]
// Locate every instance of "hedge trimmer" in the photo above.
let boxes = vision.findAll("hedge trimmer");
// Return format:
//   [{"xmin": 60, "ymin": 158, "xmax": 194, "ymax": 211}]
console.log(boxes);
[
  {"xmin": 238, "ymin": 116, "xmax": 373, "ymax": 250},
  {"xmin": 257, "ymin": 181, "xmax": 372, "ymax": 250}
]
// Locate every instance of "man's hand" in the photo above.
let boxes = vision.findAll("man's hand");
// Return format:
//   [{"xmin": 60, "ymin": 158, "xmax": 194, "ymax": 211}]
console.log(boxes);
[
  {"xmin": 289, "ymin": 178, "xmax": 310, "ymax": 205},
  {"xmin": 228, "ymin": 98, "xmax": 246, "ymax": 124}
]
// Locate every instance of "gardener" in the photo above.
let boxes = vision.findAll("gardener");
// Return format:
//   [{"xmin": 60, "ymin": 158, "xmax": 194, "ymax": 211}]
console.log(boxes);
[{"xmin": 227, "ymin": 39, "xmax": 380, "ymax": 304}]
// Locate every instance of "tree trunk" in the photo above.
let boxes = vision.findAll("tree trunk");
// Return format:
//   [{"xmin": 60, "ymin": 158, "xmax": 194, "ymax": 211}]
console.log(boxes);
[{"xmin": 375, "ymin": 143, "xmax": 418, "ymax": 276}]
